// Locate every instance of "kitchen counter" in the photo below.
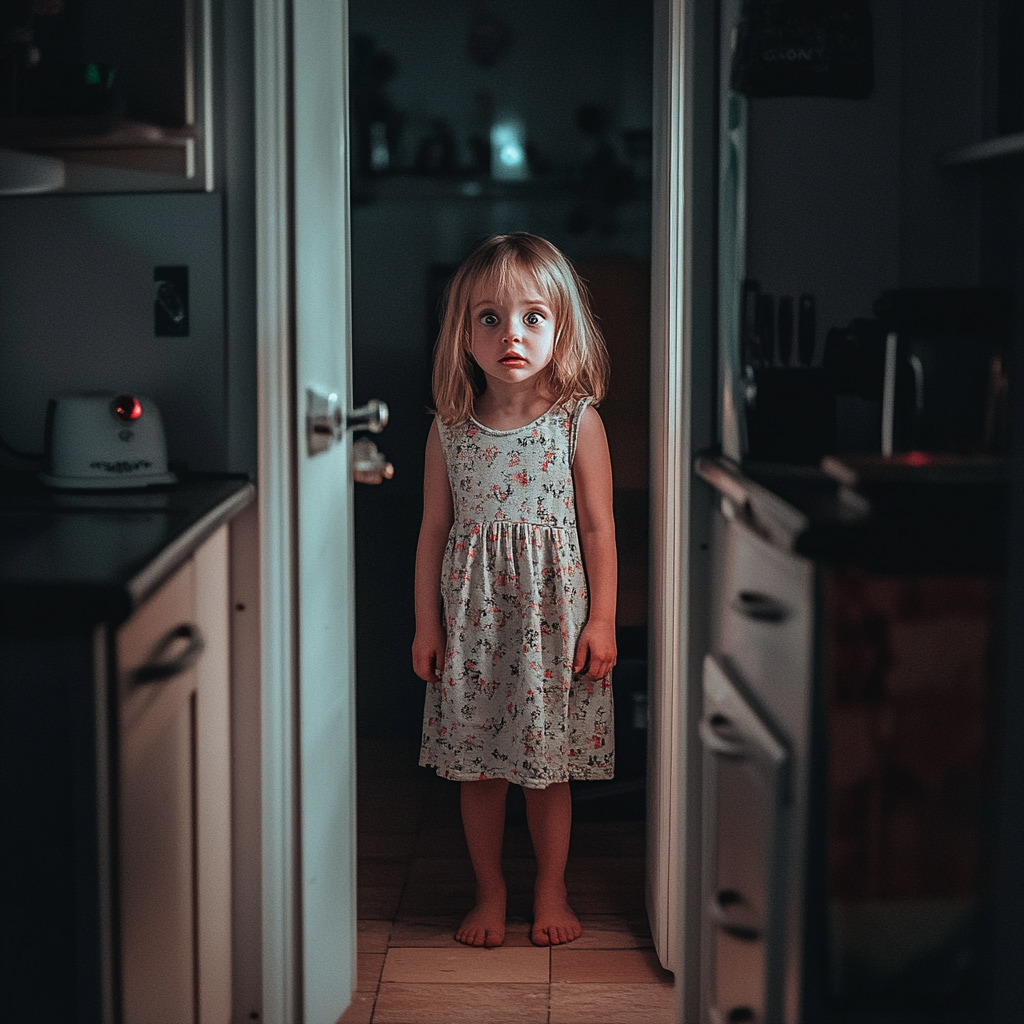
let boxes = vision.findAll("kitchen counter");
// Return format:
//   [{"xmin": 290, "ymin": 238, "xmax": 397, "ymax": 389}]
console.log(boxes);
[
  {"xmin": 1, "ymin": 470, "xmax": 252, "ymax": 1022},
  {"xmin": 695, "ymin": 453, "xmax": 1008, "ymax": 574},
  {"xmin": 0, "ymin": 471, "xmax": 254, "ymax": 622}
]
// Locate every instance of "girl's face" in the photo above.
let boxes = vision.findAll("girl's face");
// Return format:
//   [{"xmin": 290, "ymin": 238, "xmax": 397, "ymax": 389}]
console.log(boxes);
[{"xmin": 468, "ymin": 276, "xmax": 557, "ymax": 390}]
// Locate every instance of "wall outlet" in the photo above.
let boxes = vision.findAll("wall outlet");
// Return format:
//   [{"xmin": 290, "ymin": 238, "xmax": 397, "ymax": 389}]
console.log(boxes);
[{"xmin": 154, "ymin": 265, "xmax": 190, "ymax": 337}]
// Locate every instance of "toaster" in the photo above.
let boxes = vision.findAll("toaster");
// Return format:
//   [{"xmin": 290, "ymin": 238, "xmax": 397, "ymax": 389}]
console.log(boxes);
[{"xmin": 38, "ymin": 393, "xmax": 177, "ymax": 489}]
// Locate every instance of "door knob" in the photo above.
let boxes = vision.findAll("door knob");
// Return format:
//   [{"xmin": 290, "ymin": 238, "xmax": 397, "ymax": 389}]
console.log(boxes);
[
  {"xmin": 347, "ymin": 399, "xmax": 388, "ymax": 434},
  {"xmin": 306, "ymin": 389, "xmax": 389, "ymax": 457}
]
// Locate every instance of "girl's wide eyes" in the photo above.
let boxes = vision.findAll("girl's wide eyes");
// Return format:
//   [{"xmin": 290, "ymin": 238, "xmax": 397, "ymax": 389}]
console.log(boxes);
[{"xmin": 477, "ymin": 311, "xmax": 545, "ymax": 327}]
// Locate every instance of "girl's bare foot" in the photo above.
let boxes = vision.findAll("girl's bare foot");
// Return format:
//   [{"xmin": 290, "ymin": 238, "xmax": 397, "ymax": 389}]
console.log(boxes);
[
  {"xmin": 531, "ymin": 886, "xmax": 582, "ymax": 946},
  {"xmin": 455, "ymin": 889, "xmax": 506, "ymax": 947}
]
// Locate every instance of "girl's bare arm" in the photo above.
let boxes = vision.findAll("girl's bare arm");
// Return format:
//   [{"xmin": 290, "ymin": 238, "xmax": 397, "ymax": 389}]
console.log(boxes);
[
  {"xmin": 571, "ymin": 405, "xmax": 618, "ymax": 680},
  {"xmin": 412, "ymin": 422, "xmax": 455, "ymax": 682}
]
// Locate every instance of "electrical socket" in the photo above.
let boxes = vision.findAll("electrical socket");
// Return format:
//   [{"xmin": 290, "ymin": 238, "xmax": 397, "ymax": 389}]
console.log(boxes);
[{"xmin": 154, "ymin": 265, "xmax": 190, "ymax": 337}]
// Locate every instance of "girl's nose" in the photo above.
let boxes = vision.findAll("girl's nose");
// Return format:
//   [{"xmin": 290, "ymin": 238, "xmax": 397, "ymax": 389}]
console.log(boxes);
[{"xmin": 505, "ymin": 317, "xmax": 524, "ymax": 343}]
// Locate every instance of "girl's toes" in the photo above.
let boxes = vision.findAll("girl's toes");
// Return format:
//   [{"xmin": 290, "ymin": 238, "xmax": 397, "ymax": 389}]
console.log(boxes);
[{"xmin": 456, "ymin": 902, "xmax": 506, "ymax": 947}]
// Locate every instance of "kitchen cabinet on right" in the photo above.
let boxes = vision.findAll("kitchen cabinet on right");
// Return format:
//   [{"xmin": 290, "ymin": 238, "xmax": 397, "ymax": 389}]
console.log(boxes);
[
  {"xmin": 697, "ymin": 456, "xmax": 1006, "ymax": 1024},
  {"xmin": 702, "ymin": 1, "xmax": 1022, "ymax": 1018}
]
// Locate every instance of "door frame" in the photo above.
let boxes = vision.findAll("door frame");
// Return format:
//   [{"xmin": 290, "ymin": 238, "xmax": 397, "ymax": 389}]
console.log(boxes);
[
  {"xmin": 254, "ymin": 0, "xmax": 301, "ymax": 1019},
  {"xmin": 248, "ymin": 0, "xmax": 715, "ymax": 1020},
  {"xmin": 649, "ymin": 0, "xmax": 717, "ymax": 1019}
]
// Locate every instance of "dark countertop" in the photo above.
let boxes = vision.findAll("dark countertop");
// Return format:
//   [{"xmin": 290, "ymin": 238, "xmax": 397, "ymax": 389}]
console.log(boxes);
[
  {"xmin": 695, "ymin": 454, "xmax": 1008, "ymax": 574},
  {"xmin": 0, "ymin": 472, "xmax": 255, "ymax": 624}
]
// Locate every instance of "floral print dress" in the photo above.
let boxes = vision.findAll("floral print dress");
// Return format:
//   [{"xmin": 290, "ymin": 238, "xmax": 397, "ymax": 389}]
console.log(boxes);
[{"xmin": 419, "ymin": 398, "xmax": 615, "ymax": 789}]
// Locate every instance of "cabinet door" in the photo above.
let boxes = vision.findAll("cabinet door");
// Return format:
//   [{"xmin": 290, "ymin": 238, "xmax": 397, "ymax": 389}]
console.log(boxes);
[
  {"xmin": 116, "ymin": 526, "xmax": 232, "ymax": 1024},
  {"xmin": 118, "ymin": 557, "xmax": 199, "ymax": 1024},
  {"xmin": 700, "ymin": 654, "xmax": 790, "ymax": 1024}
]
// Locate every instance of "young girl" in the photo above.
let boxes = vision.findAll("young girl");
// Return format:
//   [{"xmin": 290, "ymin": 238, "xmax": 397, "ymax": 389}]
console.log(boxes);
[{"xmin": 412, "ymin": 233, "xmax": 617, "ymax": 949}]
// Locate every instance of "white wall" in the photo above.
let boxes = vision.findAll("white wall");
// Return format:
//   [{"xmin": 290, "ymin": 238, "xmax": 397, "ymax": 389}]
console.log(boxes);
[{"xmin": 0, "ymin": 192, "xmax": 227, "ymax": 472}]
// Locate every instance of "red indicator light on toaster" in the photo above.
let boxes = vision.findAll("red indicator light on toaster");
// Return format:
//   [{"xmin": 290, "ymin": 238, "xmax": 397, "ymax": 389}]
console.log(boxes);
[{"xmin": 113, "ymin": 395, "xmax": 143, "ymax": 422}]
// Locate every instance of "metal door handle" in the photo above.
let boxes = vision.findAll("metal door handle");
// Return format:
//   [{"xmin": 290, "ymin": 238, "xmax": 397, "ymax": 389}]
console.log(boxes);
[
  {"xmin": 708, "ymin": 889, "xmax": 761, "ymax": 942},
  {"xmin": 306, "ymin": 389, "xmax": 389, "ymax": 456},
  {"xmin": 699, "ymin": 713, "xmax": 747, "ymax": 758},
  {"xmin": 348, "ymin": 399, "xmax": 388, "ymax": 434}
]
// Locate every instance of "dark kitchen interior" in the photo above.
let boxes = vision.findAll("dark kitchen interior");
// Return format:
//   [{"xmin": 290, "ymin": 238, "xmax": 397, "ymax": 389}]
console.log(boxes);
[
  {"xmin": 347, "ymin": 0, "xmax": 654, "ymax": 792},
  {"xmin": 0, "ymin": 1, "xmax": 1022, "ymax": 1022}
]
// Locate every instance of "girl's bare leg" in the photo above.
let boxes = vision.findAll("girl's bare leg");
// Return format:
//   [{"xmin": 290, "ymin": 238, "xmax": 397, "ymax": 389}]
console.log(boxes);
[
  {"xmin": 523, "ymin": 782, "xmax": 582, "ymax": 945},
  {"xmin": 457, "ymin": 778, "xmax": 509, "ymax": 947}
]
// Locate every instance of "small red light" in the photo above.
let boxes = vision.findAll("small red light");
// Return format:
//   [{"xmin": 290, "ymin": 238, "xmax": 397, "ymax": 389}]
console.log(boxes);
[
  {"xmin": 113, "ymin": 395, "xmax": 143, "ymax": 422},
  {"xmin": 904, "ymin": 450, "xmax": 932, "ymax": 466}
]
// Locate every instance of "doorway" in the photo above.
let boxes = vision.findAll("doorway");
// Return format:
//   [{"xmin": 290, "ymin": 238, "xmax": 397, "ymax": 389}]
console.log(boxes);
[{"xmin": 347, "ymin": 0, "xmax": 662, "ymax": 1017}]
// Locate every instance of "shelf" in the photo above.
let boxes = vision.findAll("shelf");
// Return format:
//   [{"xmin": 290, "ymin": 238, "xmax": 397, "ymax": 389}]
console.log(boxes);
[
  {"xmin": 938, "ymin": 131, "xmax": 1024, "ymax": 167},
  {"xmin": 0, "ymin": 120, "xmax": 199, "ymax": 180}
]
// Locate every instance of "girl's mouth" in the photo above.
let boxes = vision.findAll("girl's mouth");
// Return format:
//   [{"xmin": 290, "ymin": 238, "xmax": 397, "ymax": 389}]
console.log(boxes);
[{"xmin": 500, "ymin": 355, "xmax": 527, "ymax": 366}]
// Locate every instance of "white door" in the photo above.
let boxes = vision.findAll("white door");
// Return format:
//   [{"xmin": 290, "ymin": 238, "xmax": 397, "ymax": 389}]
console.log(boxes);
[{"xmin": 255, "ymin": 1, "xmax": 374, "ymax": 1021}]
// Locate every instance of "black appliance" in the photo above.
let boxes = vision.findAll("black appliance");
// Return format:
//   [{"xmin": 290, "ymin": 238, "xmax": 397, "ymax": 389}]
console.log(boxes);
[{"xmin": 824, "ymin": 288, "xmax": 1013, "ymax": 455}]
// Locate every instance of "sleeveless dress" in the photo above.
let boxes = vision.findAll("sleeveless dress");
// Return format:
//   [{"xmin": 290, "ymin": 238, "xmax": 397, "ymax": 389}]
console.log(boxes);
[{"xmin": 419, "ymin": 398, "xmax": 615, "ymax": 789}]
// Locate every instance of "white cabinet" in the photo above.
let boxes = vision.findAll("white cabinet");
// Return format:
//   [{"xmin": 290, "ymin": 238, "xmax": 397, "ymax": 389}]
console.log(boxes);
[{"xmin": 116, "ymin": 525, "xmax": 231, "ymax": 1024}]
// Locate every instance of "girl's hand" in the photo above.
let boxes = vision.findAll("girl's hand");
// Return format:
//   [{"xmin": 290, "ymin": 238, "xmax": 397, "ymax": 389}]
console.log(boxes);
[
  {"xmin": 412, "ymin": 628, "xmax": 446, "ymax": 683},
  {"xmin": 573, "ymin": 620, "xmax": 617, "ymax": 680}
]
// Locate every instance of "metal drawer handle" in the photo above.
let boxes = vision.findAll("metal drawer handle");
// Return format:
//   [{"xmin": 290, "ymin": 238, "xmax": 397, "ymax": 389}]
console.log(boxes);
[
  {"xmin": 134, "ymin": 623, "xmax": 205, "ymax": 684},
  {"xmin": 699, "ymin": 713, "xmax": 747, "ymax": 758},
  {"xmin": 708, "ymin": 889, "xmax": 761, "ymax": 942},
  {"xmin": 732, "ymin": 590, "xmax": 789, "ymax": 622}
]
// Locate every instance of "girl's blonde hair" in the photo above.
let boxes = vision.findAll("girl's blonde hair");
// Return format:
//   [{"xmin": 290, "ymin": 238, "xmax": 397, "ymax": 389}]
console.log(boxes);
[{"xmin": 432, "ymin": 233, "xmax": 610, "ymax": 425}]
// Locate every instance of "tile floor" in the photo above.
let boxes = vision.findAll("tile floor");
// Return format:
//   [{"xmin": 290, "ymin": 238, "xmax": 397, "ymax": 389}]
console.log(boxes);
[{"xmin": 341, "ymin": 738, "xmax": 675, "ymax": 1024}]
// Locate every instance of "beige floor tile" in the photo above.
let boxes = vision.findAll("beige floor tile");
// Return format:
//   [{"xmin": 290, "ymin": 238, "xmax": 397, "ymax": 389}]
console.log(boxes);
[
  {"xmin": 336, "ymin": 989, "xmax": 375, "ymax": 1024},
  {"xmin": 357, "ymin": 953, "xmax": 386, "ymax": 992},
  {"xmin": 358, "ymin": 919, "xmax": 392, "ymax": 953},
  {"xmin": 570, "ymin": 889, "xmax": 646, "ymax": 916},
  {"xmin": 388, "ymin": 916, "xmax": 536, "ymax": 948},
  {"xmin": 550, "ymin": 948, "xmax": 673, "ymax": 984},
  {"xmin": 549, "ymin": 982, "xmax": 675, "ymax": 1024},
  {"xmin": 381, "ymin": 945, "xmax": 550, "ymax": 984},
  {"xmin": 371, "ymin": 982, "xmax": 550, "ymax": 1024},
  {"xmin": 358, "ymin": 885, "xmax": 404, "ymax": 920},
  {"xmin": 573, "ymin": 915, "xmax": 655, "ymax": 949}
]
